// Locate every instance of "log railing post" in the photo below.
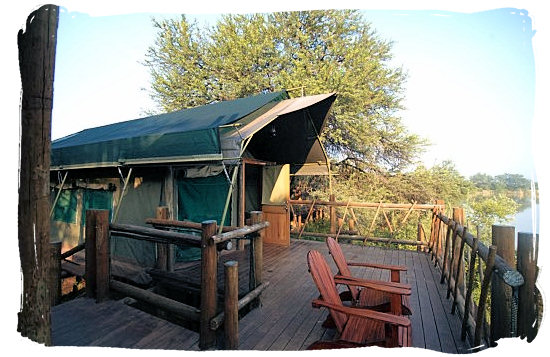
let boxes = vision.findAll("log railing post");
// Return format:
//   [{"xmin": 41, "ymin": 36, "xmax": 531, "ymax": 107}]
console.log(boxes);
[
  {"xmin": 517, "ymin": 232, "xmax": 538, "ymax": 342},
  {"xmin": 85, "ymin": 210, "xmax": 98, "ymax": 299},
  {"xmin": 462, "ymin": 234, "xmax": 479, "ymax": 341},
  {"xmin": 200, "ymin": 220, "xmax": 218, "ymax": 350},
  {"xmin": 474, "ymin": 245, "xmax": 497, "ymax": 348},
  {"xmin": 417, "ymin": 221, "xmax": 426, "ymax": 252},
  {"xmin": 490, "ymin": 225, "xmax": 515, "ymax": 342},
  {"xmin": 85, "ymin": 209, "xmax": 110, "ymax": 302},
  {"xmin": 49, "ymin": 241, "xmax": 62, "ymax": 306},
  {"xmin": 452, "ymin": 208, "xmax": 465, "ymax": 294},
  {"xmin": 440, "ymin": 220, "xmax": 454, "ymax": 284},
  {"xmin": 250, "ymin": 212, "xmax": 264, "ymax": 291},
  {"xmin": 329, "ymin": 194, "xmax": 337, "ymax": 234},
  {"xmin": 452, "ymin": 227, "xmax": 467, "ymax": 314},
  {"xmin": 155, "ymin": 206, "xmax": 170, "ymax": 271},
  {"xmin": 224, "ymin": 261, "xmax": 239, "ymax": 349},
  {"xmin": 95, "ymin": 210, "xmax": 110, "ymax": 303}
]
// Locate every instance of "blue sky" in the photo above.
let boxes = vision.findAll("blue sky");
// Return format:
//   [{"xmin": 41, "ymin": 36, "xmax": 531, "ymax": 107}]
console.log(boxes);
[{"xmin": 50, "ymin": 4, "xmax": 538, "ymax": 179}]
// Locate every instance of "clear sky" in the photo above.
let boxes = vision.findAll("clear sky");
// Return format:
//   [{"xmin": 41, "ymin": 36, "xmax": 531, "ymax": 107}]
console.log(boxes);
[{"xmin": 48, "ymin": 3, "xmax": 539, "ymax": 179}]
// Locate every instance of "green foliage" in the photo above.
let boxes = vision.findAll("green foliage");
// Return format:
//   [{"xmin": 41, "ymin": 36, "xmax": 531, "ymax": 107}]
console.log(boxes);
[
  {"xmin": 466, "ymin": 194, "xmax": 520, "ymax": 243},
  {"xmin": 144, "ymin": 10, "xmax": 425, "ymax": 172}
]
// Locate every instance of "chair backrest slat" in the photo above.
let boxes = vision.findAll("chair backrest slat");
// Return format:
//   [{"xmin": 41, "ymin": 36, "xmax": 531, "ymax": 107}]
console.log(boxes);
[
  {"xmin": 327, "ymin": 237, "xmax": 360, "ymax": 300},
  {"xmin": 307, "ymin": 250, "xmax": 348, "ymax": 332}
]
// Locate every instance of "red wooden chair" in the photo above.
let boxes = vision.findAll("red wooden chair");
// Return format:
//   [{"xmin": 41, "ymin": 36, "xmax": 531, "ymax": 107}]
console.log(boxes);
[
  {"xmin": 326, "ymin": 237, "xmax": 412, "ymax": 315},
  {"xmin": 307, "ymin": 250, "xmax": 412, "ymax": 348}
]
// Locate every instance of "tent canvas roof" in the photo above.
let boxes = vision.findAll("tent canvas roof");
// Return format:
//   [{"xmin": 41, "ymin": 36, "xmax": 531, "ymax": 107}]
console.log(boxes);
[{"xmin": 51, "ymin": 90, "xmax": 336, "ymax": 170}]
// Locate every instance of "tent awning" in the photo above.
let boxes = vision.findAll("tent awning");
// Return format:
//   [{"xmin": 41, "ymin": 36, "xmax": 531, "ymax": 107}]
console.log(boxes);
[{"xmin": 221, "ymin": 92, "xmax": 336, "ymax": 166}]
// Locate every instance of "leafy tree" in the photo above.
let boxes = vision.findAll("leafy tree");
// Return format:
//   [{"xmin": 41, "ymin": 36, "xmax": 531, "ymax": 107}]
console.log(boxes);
[
  {"xmin": 466, "ymin": 194, "xmax": 520, "ymax": 243},
  {"xmin": 144, "ymin": 10, "xmax": 425, "ymax": 172}
]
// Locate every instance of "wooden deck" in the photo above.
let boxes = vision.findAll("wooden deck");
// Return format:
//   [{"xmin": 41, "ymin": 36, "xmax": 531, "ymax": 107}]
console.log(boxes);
[{"xmin": 51, "ymin": 239, "xmax": 472, "ymax": 352}]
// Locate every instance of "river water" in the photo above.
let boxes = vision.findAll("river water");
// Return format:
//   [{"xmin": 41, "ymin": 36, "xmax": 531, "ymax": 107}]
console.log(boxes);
[{"xmin": 510, "ymin": 204, "xmax": 539, "ymax": 234}]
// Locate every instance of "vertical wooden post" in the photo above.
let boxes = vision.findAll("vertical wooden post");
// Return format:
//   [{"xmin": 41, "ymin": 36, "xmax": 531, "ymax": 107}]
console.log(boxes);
[
  {"xmin": 155, "ymin": 206, "xmax": 170, "ymax": 270},
  {"xmin": 462, "ymin": 234, "xmax": 479, "ymax": 341},
  {"xmin": 200, "ymin": 220, "xmax": 218, "ymax": 350},
  {"xmin": 416, "ymin": 220, "xmax": 426, "ymax": 252},
  {"xmin": 250, "ymin": 212, "xmax": 264, "ymax": 291},
  {"xmin": 95, "ymin": 210, "xmax": 110, "ymax": 303},
  {"xmin": 224, "ymin": 261, "xmax": 239, "ymax": 349},
  {"xmin": 474, "ymin": 245, "xmax": 497, "ymax": 348},
  {"xmin": 329, "ymin": 194, "xmax": 337, "ymax": 234},
  {"xmin": 85, "ymin": 210, "xmax": 98, "ymax": 299},
  {"xmin": 452, "ymin": 227, "xmax": 467, "ymax": 314},
  {"xmin": 440, "ymin": 221, "xmax": 454, "ymax": 284},
  {"xmin": 491, "ymin": 225, "xmax": 515, "ymax": 342},
  {"xmin": 452, "ymin": 208, "xmax": 465, "ymax": 294},
  {"xmin": 517, "ymin": 232, "xmax": 538, "ymax": 342},
  {"xmin": 349, "ymin": 218, "xmax": 355, "ymax": 232},
  {"xmin": 17, "ymin": 4, "xmax": 58, "ymax": 345},
  {"xmin": 432, "ymin": 217, "xmax": 442, "ymax": 265},
  {"xmin": 49, "ymin": 241, "xmax": 62, "ymax": 306}
]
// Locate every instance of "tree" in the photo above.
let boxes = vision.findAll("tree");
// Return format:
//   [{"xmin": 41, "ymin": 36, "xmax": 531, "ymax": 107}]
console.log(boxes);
[{"xmin": 144, "ymin": 10, "xmax": 425, "ymax": 172}]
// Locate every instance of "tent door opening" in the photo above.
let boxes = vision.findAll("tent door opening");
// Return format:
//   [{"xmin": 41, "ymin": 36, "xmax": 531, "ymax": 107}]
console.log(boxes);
[{"xmin": 260, "ymin": 164, "xmax": 290, "ymax": 246}]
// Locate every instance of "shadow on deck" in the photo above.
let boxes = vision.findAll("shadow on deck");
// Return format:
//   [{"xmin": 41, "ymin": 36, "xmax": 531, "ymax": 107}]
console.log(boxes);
[{"xmin": 51, "ymin": 239, "xmax": 471, "ymax": 352}]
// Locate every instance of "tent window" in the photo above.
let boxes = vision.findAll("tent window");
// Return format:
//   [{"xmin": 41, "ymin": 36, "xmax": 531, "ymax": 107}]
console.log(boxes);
[
  {"xmin": 51, "ymin": 189, "xmax": 78, "ymax": 223},
  {"xmin": 81, "ymin": 189, "xmax": 113, "ymax": 226}
]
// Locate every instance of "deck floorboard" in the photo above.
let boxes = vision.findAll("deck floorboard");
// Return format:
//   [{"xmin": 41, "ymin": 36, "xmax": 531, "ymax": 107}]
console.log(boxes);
[{"xmin": 51, "ymin": 239, "xmax": 471, "ymax": 352}]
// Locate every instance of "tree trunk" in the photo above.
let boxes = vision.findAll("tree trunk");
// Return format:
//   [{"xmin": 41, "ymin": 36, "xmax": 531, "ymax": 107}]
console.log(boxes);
[{"xmin": 17, "ymin": 4, "xmax": 58, "ymax": 345}]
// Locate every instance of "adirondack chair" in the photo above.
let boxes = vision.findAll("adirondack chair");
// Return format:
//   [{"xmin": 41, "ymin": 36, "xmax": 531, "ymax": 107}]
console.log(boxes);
[
  {"xmin": 307, "ymin": 250, "xmax": 412, "ymax": 348},
  {"xmin": 327, "ymin": 237, "xmax": 412, "ymax": 316}
]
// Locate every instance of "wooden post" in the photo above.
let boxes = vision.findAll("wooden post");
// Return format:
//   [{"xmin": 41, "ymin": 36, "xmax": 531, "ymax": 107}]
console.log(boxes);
[
  {"xmin": 416, "ymin": 220, "xmax": 426, "ymax": 252},
  {"xmin": 155, "ymin": 206, "xmax": 170, "ymax": 270},
  {"xmin": 329, "ymin": 194, "xmax": 337, "ymax": 234},
  {"xmin": 200, "ymin": 220, "xmax": 218, "ymax": 350},
  {"xmin": 85, "ymin": 210, "xmax": 98, "ymax": 299},
  {"xmin": 349, "ymin": 218, "xmax": 355, "ymax": 232},
  {"xmin": 250, "ymin": 212, "xmax": 264, "ymax": 291},
  {"xmin": 490, "ymin": 225, "xmax": 515, "ymax": 342},
  {"xmin": 49, "ymin": 241, "xmax": 62, "ymax": 306},
  {"xmin": 517, "ymin": 232, "xmax": 538, "ymax": 342},
  {"xmin": 462, "ymin": 234, "xmax": 479, "ymax": 341},
  {"xmin": 440, "ymin": 220, "xmax": 454, "ymax": 284},
  {"xmin": 95, "ymin": 210, "xmax": 110, "ymax": 303},
  {"xmin": 17, "ymin": 4, "xmax": 58, "ymax": 345},
  {"xmin": 452, "ymin": 208, "xmax": 465, "ymax": 294},
  {"xmin": 224, "ymin": 261, "xmax": 239, "ymax": 349},
  {"xmin": 452, "ymin": 227, "xmax": 467, "ymax": 314},
  {"xmin": 474, "ymin": 245, "xmax": 497, "ymax": 348}
]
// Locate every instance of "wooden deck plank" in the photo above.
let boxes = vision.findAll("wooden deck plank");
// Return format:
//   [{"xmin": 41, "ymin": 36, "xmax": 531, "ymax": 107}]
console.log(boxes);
[
  {"xmin": 51, "ymin": 298, "xmax": 199, "ymax": 349},
  {"xmin": 52, "ymin": 238, "xmax": 471, "ymax": 352},
  {"xmin": 413, "ymin": 246, "xmax": 442, "ymax": 350}
]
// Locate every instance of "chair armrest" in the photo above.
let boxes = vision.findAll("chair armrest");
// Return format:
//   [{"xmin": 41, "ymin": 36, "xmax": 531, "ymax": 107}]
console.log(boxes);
[
  {"xmin": 334, "ymin": 277, "xmax": 411, "ymax": 296},
  {"xmin": 334, "ymin": 274, "xmax": 412, "ymax": 290},
  {"xmin": 347, "ymin": 261, "xmax": 407, "ymax": 271},
  {"xmin": 312, "ymin": 299, "xmax": 411, "ymax": 327}
]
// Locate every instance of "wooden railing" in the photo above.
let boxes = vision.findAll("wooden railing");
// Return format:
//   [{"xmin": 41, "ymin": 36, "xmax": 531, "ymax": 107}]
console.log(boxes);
[
  {"xmin": 290, "ymin": 196, "xmax": 443, "ymax": 248},
  {"xmin": 428, "ymin": 206, "xmax": 540, "ymax": 348},
  {"xmin": 83, "ymin": 208, "xmax": 269, "ymax": 350}
]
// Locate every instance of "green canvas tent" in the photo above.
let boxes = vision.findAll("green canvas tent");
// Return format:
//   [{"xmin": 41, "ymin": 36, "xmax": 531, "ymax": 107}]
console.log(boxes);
[{"xmin": 50, "ymin": 90, "xmax": 337, "ymax": 283}]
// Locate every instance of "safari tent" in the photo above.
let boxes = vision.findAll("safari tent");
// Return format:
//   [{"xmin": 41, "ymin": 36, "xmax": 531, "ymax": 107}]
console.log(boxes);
[{"xmin": 50, "ymin": 90, "xmax": 337, "ymax": 282}]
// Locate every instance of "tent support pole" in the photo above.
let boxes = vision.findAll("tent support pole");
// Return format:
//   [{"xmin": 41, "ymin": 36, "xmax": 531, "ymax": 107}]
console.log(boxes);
[
  {"xmin": 218, "ymin": 136, "xmax": 253, "ymax": 235},
  {"xmin": 49, "ymin": 171, "xmax": 68, "ymax": 218},
  {"xmin": 113, "ymin": 167, "xmax": 133, "ymax": 223},
  {"xmin": 305, "ymin": 110, "xmax": 332, "ymax": 195},
  {"xmin": 219, "ymin": 164, "xmax": 239, "ymax": 235}
]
